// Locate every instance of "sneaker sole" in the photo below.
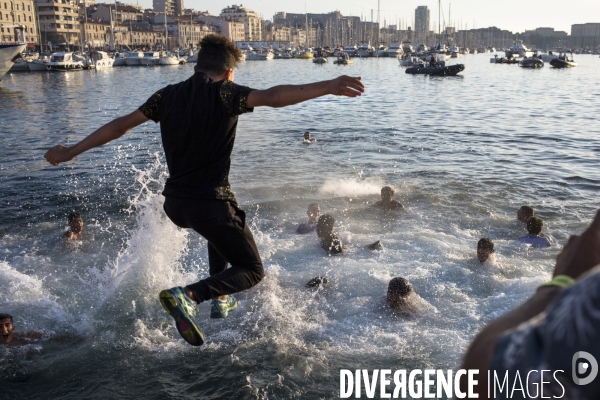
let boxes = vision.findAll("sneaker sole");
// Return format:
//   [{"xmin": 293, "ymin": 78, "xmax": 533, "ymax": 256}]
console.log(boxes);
[
  {"xmin": 210, "ymin": 300, "xmax": 238, "ymax": 319},
  {"xmin": 160, "ymin": 290, "xmax": 205, "ymax": 346}
]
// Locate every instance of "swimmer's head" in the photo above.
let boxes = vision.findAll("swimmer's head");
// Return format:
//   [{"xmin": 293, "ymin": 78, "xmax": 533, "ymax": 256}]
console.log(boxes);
[
  {"xmin": 68, "ymin": 212, "xmax": 83, "ymax": 234},
  {"xmin": 381, "ymin": 186, "xmax": 395, "ymax": 202},
  {"xmin": 517, "ymin": 206, "xmax": 534, "ymax": 222},
  {"xmin": 304, "ymin": 132, "xmax": 311, "ymax": 140},
  {"xmin": 477, "ymin": 238, "xmax": 495, "ymax": 263},
  {"xmin": 305, "ymin": 276, "xmax": 329, "ymax": 289},
  {"xmin": 316, "ymin": 214, "xmax": 335, "ymax": 238},
  {"xmin": 527, "ymin": 216, "xmax": 544, "ymax": 235},
  {"xmin": 0, "ymin": 313, "xmax": 14, "ymax": 345},
  {"xmin": 307, "ymin": 203, "xmax": 320, "ymax": 221},
  {"xmin": 387, "ymin": 277, "xmax": 413, "ymax": 307}
]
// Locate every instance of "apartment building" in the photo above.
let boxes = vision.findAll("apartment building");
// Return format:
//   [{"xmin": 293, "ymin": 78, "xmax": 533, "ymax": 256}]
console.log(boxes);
[
  {"xmin": 0, "ymin": 0, "xmax": 38, "ymax": 44},
  {"xmin": 220, "ymin": 4, "xmax": 261, "ymax": 41}
]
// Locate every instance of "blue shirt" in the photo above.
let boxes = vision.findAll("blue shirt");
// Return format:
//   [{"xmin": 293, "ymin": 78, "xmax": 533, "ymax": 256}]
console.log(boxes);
[
  {"xmin": 296, "ymin": 222, "xmax": 316, "ymax": 234},
  {"xmin": 516, "ymin": 234, "xmax": 551, "ymax": 248}
]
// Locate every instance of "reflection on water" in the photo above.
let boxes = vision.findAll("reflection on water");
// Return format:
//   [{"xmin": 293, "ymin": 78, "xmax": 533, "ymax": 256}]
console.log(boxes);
[{"xmin": 1, "ymin": 55, "xmax": 599, "ymax": 398}]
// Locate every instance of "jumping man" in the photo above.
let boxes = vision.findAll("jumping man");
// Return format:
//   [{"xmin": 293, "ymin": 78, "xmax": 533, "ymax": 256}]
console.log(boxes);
[{"xmin": 44, "ymin": 35, "xmax": 364, "ymax": 346}]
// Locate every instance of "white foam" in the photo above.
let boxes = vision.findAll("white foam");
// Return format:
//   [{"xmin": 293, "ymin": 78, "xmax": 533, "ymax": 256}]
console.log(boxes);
[{"xmin": 318, "ymin": 177, "xmax": 387, "ymax": 198}]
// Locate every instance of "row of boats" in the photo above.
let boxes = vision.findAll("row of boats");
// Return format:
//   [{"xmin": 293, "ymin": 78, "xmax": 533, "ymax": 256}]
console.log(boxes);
[
  {"xmin": 9, "ymin": 50, "xmax": 189, "ymax": 72},
  {"xmin": 491, "ymin": 53, "xmax": 577, "ymax": 68}
]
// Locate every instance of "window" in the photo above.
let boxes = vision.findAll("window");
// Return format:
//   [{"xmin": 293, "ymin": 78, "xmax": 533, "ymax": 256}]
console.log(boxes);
[
  {"xmin": 16, "ymin": 4, "xmax": 19, "ymax": 10},
  {"xmin": 17, "ymin": 15, "xmax": 20, "ymax": 21}
]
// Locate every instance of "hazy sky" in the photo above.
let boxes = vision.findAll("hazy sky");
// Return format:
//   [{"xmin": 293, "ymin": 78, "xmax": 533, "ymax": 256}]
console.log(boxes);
[{"xmin": 133, "ymin": 0, "xmax": 600, "ymax": 34}]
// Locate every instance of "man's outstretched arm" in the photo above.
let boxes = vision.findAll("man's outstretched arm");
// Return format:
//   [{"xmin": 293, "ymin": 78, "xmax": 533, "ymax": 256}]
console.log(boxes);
[
  {"xmin": 44, "ymin": 110, "xmax": 149, "ymax": 166},
  {"xmin": 247, "ymin": 75, "xmax": 364, "ymax": 109}
]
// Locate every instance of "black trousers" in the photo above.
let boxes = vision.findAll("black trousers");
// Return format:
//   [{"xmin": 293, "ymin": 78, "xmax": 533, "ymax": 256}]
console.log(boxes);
[{"xmin": 163, "ymin": 197, "xmax": 264, "ymax": 303}]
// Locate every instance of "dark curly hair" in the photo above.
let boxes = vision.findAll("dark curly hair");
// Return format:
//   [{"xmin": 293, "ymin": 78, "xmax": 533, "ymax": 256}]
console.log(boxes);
[{"xmin": 196, "ymin": 34, "xmax": 243, "ymax": 74}]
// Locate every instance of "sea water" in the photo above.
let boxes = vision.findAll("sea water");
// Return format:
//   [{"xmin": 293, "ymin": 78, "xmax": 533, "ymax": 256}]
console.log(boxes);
[{"xmin": 0, "ymin": 55, "xmax": 599, "ymax": 398}]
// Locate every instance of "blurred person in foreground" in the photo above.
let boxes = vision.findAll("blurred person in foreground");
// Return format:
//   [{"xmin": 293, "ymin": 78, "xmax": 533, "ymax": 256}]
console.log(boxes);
[
  {"xmin": 44, "ymin": 35, "xmax": 364, "ymax": 347},
  {"xmin": 461, "ymin": 210, "xmax": 600, "ymax": 399}
]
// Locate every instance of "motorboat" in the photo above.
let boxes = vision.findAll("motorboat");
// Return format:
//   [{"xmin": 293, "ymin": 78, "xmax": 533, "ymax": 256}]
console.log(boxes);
[
  {"xmin": 46, "ymin": 52, "xmax": 84, "ymax": 71},
  {"xmin": 356, "ymin": 42, "xmax": 374, "ymax": 57},
  {"xmin": 313, "ymin": 56, "xmax": 327, "ymax": 63},
  {"xmin": 159, "ymin": 52, "xmax": 179, "ymax": 65},
  {"xmin": 28, "ymin": 58, "xmax": 50, "ymax": 71},
  {"xmin": 506, "ymin": 40, "xmax": 534, "ymax": 58},
  {"xmin": 281, "ymin": 52, "xmax": 293, "ymax": 59},
  {"xmin": 478, "ymin": 45, "xmax": 488, "ymax": 53},
  {"xmin": 342, "ymin": 45, "xmax": 357, "ymax": 57},
  {"xmin": 125, "ymin": 51, "xmax": 144, "ymax": 66},
  {"xmin": 518, "ymin": 57, "xmax": 544, "ymax": 68},
  {"xmin": 333, "ymin": 52, "xmax": 353, "ymax": 65},
  {"xmin": 385, "ymin": 44, "xmax": 403, "ymax": 57},
  {"xmin": 373, "ymin": 45, "xmax": 387, "ymax": 57},
  {"xmin": 113, "ymin": 52, "xmax": 128, "ymax": 66},
  {"xmin": 460, "ymin": 48, "xmax": 470, "ymax": 55},
  {"xmin": 296, "ymin": 49, "xmax": 314, "ymax": 59},
  {"xmin": 244, "ymin": 50, "xmax": 274, "ymax": 60},
  {"xmin": 8, "ymin": 59, "xmax": 29, "ymax": 72},
  {"xmin": 405, "ymin": 61, "xmax": 465, "ymax": 76},
  {"xmin": 550, "ymin": 57, "xmax": 577, "ymax": 68},
  {"xmin": 0, "ymin": 42, "xmax": 27, "ymax": 81},
  {"xmin": 490, "ymin": 55, "xmax": 518, "ymax": 64},
  {"xmin": 398, "ymin": 55, "xmax": 420, "ymax": 67},
  {"xmin": 89, "ymin": 51, "xmax": 113, "ymax": 69},
  {"xmin": 140, "ymin": 51, "xmax": 160, "ymax": 66}
]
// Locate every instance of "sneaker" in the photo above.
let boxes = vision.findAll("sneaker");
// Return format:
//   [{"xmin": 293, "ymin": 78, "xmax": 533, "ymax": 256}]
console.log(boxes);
[
  {"xmin": 210, "ymin": 295, "xmax": 238, "ymax": 319},
  {"xmin": 159, "ymin": 287, "xmax": 204, "ymax": 346}
]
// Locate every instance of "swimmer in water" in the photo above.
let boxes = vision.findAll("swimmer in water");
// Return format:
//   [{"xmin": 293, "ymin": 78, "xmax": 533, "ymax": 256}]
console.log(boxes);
[
  {"xmin": 477, "ymin": 238, "xmax": 495, "ymax": 263},
  {"xmin": 517, "ymin": 206, "xmax": 534, "ymax": 223},
  {"xmin": 366, "ymin": 240, "xmax": 384, "ymax": 250},
  {"xmin": 516, "ymin": 216, "xmax": 551, "ymax": 248},
  {"xmin": 386, "ymin": 278, "xmax": 414, "ymax": 310},
  {"xmin": 64, "ymin": 212, "xmax": 84, "ymax": 240},
  {"xmin": 297, "ymin": 203, "xmax": 320, "ymax": 234},
  {"xmin": 303, "ymin": 131, "xmax": 317, "ymax": 143},
  {"xmin": 0, "ymin": 313, "xmax": 42, "ymax": 345},
  {"xmin": 373, "ymin": 186, "xmax": 403, "ymax": 211},
  {"xmin": 316, "ymin": 214, "xmax": 343, "ymax": 254},
  {"xmin": 305, "ymin": 276, "xmax": 329, "ymax": 290}
]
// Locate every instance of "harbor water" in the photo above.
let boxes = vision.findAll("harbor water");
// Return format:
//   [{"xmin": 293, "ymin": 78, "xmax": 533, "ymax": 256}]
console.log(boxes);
[{"xmin": 1, "ymin": 54, "xmax": 599, "ymax": 398}]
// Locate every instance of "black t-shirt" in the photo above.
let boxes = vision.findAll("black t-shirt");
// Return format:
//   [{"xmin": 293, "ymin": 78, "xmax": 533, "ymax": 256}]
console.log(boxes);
[{"xmin": 138, "ymin": 72, "xmax": 255, "ymax": 201}]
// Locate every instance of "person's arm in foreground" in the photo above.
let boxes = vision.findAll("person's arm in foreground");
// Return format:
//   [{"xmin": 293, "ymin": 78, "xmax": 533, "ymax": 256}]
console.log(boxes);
[
  {"xmin": 460, "ymin": 209, "xmax": 600, "ymax": 398},
  {"xmin": 246, "ymin": 75, "xmax": 364, "ymax": 108},
  {"xmin": 44, "ymin": 111, "xmax": 149, "ymax": 166}
]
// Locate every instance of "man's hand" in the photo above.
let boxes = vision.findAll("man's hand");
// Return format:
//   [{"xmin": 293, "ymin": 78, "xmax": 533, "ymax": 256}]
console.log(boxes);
[
  {"xmin": 553, "ymin": 209, "xmax": 600, "ymax": 279},
  {"xmin": 44, "ymin": 145, "xmax": 74, "ymax": 166},
  {"xmin": 328, "ymin": 75, "xmax": 364, "ymax": 97}
]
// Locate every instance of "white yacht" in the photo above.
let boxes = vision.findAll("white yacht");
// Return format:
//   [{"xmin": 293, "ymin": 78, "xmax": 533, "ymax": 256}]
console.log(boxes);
[
  {"xmin": 89, "ymin": 51, "xmax": 114, "ymax": 69},
  {"xmin": 125, "ymin": 51, "xmax": 144, "ymax": 66},
  {"xmin": 159, "ymin": 52, "xmax": 179, "ymax": 65},
  {"xmin": 46, "ymin": 52, "xmax": 84, "ymax": 71},
  {"xmin": 505, "ymin": 40, "xmax": 533, "ymax": 58},
  {"xmin": 140, "ymin": 51, "xmax": 160, "ymax": 66},
  {"xmin": 113, "ymin": 52, "xmax": 128, "ymax": 66},
  {"xmin": 356, "ymin": 42, "xmax": 374, "ymax": 57},
  {"xmin": 385, "ymin": 44, "xmax": 403, "ymax": 57},
  {"xmin": 244, "ymin": 50, "xmax": 274, "ymax": 61},
  {"xmin": 0, "ymin": 42, "xmax": 27, "ymax": 81},
  {"xmin": 373, "ymin": 45, "xmax": 387, "ymax": 57}
]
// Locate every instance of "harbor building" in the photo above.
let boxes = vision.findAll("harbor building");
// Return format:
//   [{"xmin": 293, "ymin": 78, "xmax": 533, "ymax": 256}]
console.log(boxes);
[
  {"xmin": 195, "ymin": 12, "xmax": 245, "ymax": 42},
  {"xmin": 153, "ymin": 0, "xmax": 183, "ymax": 16},
  {"xmin": 35, "ymin": 0, "xmax": 79, "ymax": 49},
  {"xmin": 0, "ymin": 0, "xmax": 38, "ymax": 45},
  {"xmin": 414, "ymin": 6, "xmax": 429, "ymax": 36},
  {"xmin": 219, "ymin": 5, "xmax": 262, "ymax": 42}
]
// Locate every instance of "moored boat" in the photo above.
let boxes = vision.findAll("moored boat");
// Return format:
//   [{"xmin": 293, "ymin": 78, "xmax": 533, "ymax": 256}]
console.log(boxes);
[
  {"xmin": 0, "ymin": 42, "xmax": 27, "ymax": 80},
  {"xmin": 518, "ymin": 57, "xmax": 544, "ymax": 68},
  {"xmin": 46, "ymin": 52, "xmax": 84, "ymax": 71},
  {"xmin": 405, "ymin": 62, "xmax": 465, "ymax": 76},
  {"xmin": 550, "ymin": 58, "xmax": 577, "ymax": 68}
]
